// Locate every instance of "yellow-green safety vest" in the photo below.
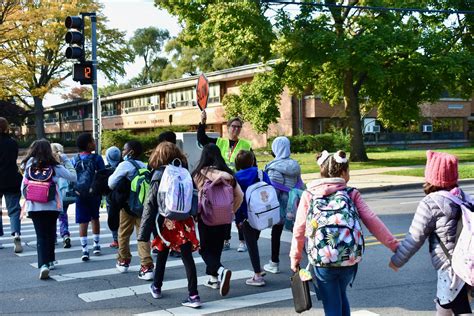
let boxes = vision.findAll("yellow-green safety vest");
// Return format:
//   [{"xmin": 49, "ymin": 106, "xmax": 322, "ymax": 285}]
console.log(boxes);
[{"xmin": 216, "ymin": 137, "xmax": 252, "ymax": 171}]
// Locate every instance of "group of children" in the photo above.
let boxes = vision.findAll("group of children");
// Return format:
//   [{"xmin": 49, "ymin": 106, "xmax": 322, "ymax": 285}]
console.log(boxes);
[{"xmin": 18, "ymin": 129, "xmax": 472, "ymax": 314}]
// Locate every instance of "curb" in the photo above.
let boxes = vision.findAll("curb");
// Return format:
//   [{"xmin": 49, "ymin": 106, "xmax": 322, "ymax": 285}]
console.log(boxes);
[{"xmin": 358, "ymin": 179, "xmax": 474, "ymax": 194}]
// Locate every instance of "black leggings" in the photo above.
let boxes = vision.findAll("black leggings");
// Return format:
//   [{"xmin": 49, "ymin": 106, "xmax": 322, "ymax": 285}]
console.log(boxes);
[
  {"xmin": 242, "ymin": 220, "xmax": 261, "ymax": 273},
  {"xmin": 198, "ymin": 219, "xmax": 229, "ymax": 276},
  {"xmin": 224, "ymin": 224, "xmax": 244, "ymax": 241},
  {"xmin": 271, "ymin": 223, "xmax": 284, "ymax": 263},
  {"xmin": 440, "ymin": 284, "xmax": 472, "ymax": 314},
  {"xmin": 153, "ymin": 242, "xmax": 198, "ymax": 296},
  {"xmin": 30, "ymin": 211, "xmax": 59, "ymax": 268}
]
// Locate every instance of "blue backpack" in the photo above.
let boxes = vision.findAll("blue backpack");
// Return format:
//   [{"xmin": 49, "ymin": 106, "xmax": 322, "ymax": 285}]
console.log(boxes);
[{"xmin": 74, "ymin": 154, "xmax": 98, "ymax": 198}]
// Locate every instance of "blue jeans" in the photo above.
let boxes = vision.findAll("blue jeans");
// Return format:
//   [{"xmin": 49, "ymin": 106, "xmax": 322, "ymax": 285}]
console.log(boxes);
[
  {"xmin": 314, "ymin": 265, "xmax": 357, "ymax": 316},
  {"xmin": 0, "ymin": 192, "xmax": 21, "ymax": 236}
]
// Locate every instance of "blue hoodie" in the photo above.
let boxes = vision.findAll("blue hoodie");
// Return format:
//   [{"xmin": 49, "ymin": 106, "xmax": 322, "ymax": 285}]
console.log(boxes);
[{"xmin": 235, "ymin": 166, "xmax": 271, "ymax": 225}]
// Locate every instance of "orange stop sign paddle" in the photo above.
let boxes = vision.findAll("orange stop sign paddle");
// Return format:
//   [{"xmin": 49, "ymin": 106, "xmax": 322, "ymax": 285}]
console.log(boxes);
[{"xmin": 196, "ymin": 73, "xmax": 209, "ymax": 111}]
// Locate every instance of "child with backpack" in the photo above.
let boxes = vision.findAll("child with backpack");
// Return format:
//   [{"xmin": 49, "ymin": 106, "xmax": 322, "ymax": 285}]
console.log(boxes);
[
  {"xmin": 72, "ymin": 133, "xmax": 105, "ymax": 261},
  {"xmin": 290, "ymin": 150, "xmax": 399, "ymax": 316},
  {"xmin": 102, "ymin": 146, "xmax": 122, "ymax": 248},
  {"xmin": 234, "ymin": 150, "xmax": 277, "ymax": 287},
  {"xmin": 51, "ymin": 143, "xmax": 77, "ymax": 249},
  {"xmin": 192, "ymin": 144, "xmax": 244, "ymax": 296},
  {"xmin": 390, "ymin": 151, "xmax": 473, "ymax": 315},
  {"xmin": 263, "ymin": 136, "xmax": 302, "ymax": 274},
  {"xmin": 137, "ymin": 142, "xmax": 201, "ymax": 308},
  {"xmin": 20, "ymin": 139, "xmax": 76, "ymax": 279},
  {"xmin": 108, "ymin": 140, "xmax": 153, "ymax": 280}
]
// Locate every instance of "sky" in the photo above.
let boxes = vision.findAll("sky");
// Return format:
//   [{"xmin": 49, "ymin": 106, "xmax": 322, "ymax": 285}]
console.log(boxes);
[{"xmin": 43, "ymin": 0, "xmax": 181, "ymax": 106}]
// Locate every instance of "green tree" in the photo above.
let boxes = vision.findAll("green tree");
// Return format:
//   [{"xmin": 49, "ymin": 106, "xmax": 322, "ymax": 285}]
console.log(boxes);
[
  {"xmin": 0, "ymin": 1, "xmax": 133, "ymax": 139},
  {"xmin": 129, "ymin": 27, "xmax": 170, "ymax": 85},
  {"xmin": 155, "ymin": 1, "xmax": 274, "ymax": 78},
  {"xmin": 167, "ymin": 1, "xmax": 473, "ymax": 161}
]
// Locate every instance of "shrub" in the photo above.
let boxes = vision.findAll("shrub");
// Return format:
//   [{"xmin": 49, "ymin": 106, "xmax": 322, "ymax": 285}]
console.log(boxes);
[
  {"xmin": 101, "ymin": 126, "xmax": 189, "ymax": 158},
  {"xmin": 267, "ymin": 132, "xmax": 351, "ymax": 153}
]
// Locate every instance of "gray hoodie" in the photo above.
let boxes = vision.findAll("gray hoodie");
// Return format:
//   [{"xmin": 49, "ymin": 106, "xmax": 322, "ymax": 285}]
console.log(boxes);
[
  {"xmin": 264, "ymin": 137, "xmax": 302, "ymax": 214},
  {"xmin": 265, "ymin": 137, "xmax": 301, "ymax": 188}
]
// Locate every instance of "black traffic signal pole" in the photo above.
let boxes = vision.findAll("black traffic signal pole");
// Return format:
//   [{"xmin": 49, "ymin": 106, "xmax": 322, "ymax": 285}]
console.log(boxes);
[
  {"xmin": 65, "ymin": 12, "xmax": 100, "ymax": 154},
  {"xmin": 82, "ymin": 12, "xmax": 101, "ymax": 155}
]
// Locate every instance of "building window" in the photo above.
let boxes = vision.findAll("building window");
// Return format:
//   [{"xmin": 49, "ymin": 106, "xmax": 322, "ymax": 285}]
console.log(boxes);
[{"xmin": 432, "ymin": 118, "xmax": 463, "ymax": 132}]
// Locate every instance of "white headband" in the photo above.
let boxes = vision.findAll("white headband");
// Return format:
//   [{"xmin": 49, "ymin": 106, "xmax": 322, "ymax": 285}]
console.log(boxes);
[
  {"xmin": 333, "ymin": 151, "xmax": 348, "ymax": 164},
  {"xmin": 317, "ymin": 150, "xmax": 330, "ymax": 166}
]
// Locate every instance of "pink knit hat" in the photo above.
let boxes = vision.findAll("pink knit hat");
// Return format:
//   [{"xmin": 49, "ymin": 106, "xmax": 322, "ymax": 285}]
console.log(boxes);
[{"xmin": 424, "ymin": 150, "xmax": 458, "ymax": 187}]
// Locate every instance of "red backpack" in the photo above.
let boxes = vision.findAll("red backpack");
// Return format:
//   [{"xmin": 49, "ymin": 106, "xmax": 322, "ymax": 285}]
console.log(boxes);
[
  {"xmin": 199, "ymin": 177, "xmax": 234, "ymax": 226},
  {"xmin": 23, "ymin": 164, "xmax": 56, "ymax": 203}
]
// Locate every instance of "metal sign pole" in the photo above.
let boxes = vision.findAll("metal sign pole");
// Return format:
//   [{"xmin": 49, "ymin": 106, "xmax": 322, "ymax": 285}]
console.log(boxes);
[{"xmin": 90, "ymin": 13, "xmax": 100, "ymax": 154}]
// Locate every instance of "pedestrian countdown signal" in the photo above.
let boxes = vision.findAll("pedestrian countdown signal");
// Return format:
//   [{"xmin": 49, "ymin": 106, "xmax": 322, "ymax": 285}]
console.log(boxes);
[{"xmin": 73, "ymin": 61, "xmax": 93, "ymax": 85}]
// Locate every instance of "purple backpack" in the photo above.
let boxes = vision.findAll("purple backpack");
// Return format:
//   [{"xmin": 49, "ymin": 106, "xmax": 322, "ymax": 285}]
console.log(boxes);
[{"xmin": 199, "ymin": 177, "xmax": 234, "ymax": 226}]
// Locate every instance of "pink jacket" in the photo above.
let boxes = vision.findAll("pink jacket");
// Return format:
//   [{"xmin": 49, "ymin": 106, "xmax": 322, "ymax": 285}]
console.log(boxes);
[{"xmin": 290, "ymin": 178, "xmax": 399, "ymax": 267}]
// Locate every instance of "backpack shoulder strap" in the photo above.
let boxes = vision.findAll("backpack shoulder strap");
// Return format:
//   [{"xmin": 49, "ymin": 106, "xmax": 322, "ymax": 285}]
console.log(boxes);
[
  {"xmin": 257, "ymin": 169, "xmax": 263, "ymax": 182},
  {"xmin": 128, "ymin": 159, "xmax": 140, "ymax": 172}
]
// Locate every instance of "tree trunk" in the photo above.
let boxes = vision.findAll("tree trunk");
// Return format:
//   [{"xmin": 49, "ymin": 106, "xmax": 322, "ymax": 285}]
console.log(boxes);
[
  {"xmin": 343, "ymin": 71, "xmax": 368, "ymax": 162},
  {"xmin": 33, "ymin": 96, "xmax": 45, "ymax": 139}
]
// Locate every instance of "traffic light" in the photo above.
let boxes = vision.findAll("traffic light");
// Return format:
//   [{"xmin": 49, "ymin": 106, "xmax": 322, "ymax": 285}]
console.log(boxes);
[{"xmin": 65, "ymin": 16, "xmax": 84, "ymax": 61}]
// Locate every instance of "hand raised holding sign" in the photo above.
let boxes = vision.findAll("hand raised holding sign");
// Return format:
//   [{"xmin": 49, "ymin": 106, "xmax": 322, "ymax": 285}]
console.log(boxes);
[{"xmin": 201, "ymin": 110, "xmax": 207, "ymax": 125}]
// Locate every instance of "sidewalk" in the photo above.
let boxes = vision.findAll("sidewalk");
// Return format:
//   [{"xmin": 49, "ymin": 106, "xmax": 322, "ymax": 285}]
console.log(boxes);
[{"xmin": 302, "ymin": 166, "xmax": 474, "ymax": 193}]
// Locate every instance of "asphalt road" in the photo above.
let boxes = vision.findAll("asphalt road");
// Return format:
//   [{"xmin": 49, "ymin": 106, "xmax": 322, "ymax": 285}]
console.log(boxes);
[{"xmin": 0, "ymin": 185, "xmax": 473, "ymax": 315}]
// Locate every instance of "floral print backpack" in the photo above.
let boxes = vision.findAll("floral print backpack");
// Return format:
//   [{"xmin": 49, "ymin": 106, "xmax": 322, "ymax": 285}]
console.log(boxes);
[{"xmin": 306, "ymin": 188, "xmax": 364, "ymax": 267}]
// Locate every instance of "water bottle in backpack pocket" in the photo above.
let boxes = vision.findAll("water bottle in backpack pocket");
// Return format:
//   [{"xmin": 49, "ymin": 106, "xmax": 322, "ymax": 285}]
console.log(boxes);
[
  {"xmin": 128, "ymin": 160, "xmax": 152, "ymax": 217},
  {"xmin": 58, "ymin": 177, "xmax": 76, "ymax": 203},
  {"xmin": 74, "ymin": 154, "xmax": 98, "ymax": 198},
  {"xmin": 23, "ymin": 164, "xmax": 56, "ymax": 203},
  {"xmin": 199, "ymin": 177, "xmax": 234, "ymax": 226},
  {"xmin": 245, "ymin": 170, "xmax": 280, "ymax": 230},
  {"xmin": 306, "ymin": 189, "xmax": 364, "ymax": 267},
  {"xmin": 285, "ymin": 188, "xmax": 304, "ymax": 231},
  {"xmin": 157, "ymin": 159, "xmax": 193, "ymax": 220}
]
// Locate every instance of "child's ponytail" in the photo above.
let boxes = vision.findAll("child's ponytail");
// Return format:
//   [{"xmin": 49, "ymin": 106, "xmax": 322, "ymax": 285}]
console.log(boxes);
[{"xmin": 317, "ymin": 150, "xmax": 349, "ymax": 178}]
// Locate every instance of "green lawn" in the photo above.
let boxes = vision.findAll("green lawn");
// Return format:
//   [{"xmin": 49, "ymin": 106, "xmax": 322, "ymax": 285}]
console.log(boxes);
[
  {"xmin": 255, "ymin": 146, "xmax": 474, "ymax": 175},
  {"xmin": 385, "ymin": 165, "xmax": 474, "ymax": 179}
]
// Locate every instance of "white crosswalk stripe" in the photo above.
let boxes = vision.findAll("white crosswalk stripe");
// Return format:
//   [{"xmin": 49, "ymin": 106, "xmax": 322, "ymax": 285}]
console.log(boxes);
[
  {"xmin": 30, "ymin": 251, "xmax": 136, "ymax": 268},
  {"xmin": 52, "ymin": 257, "xmax": 205, "ymax": 282},
  {"xmin": 78, "ymin": 269, "xmax": 254, "ymax": 302},
  {"xmin": 17, "ymin": 240, "xmax": 132, "ymax": 257},
  {"xmin": 134, "ymin": 288, "xmax": 306, "ymax": 315}
]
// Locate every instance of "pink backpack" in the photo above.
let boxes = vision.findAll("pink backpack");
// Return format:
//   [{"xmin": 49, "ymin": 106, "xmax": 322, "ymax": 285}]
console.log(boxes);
[
  {"xmin": 433, "ymin": 191, "xmax": 474, "ymax": 286},
  {"xmin": 199, "ymin": 177, "xmax": 234, "ymax": 226},
  {"xmin": 23, "ymin": 165, "xmax": 56, "ymax": 203}
]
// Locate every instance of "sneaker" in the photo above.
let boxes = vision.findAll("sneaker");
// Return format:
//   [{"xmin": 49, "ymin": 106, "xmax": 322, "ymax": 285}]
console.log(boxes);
[
  {"xmin": 48, "ymin": 261, "xmax": 55, "ymax": 270},
  {"xmin": 181, "ymin": 295, "xmax": 202, "ymax": 308},
  {"xmin": 63, "ymin": 236, "xmax": 71, "ymax": 249},
  {"xmin": 39, "ymin": 264, "xmax": 49, "ymax": 280},
  {"xmin": 246, "ymin": 275, "xmax": 265, "ymax": 287},
  {"xmin": 109, "ymin": 240, "xmax": 119, "ymax": 249},
  {"xmin": 203, "ymin": 279, "xmax": 220, "ymax": 290},
  {"xmin": 223, "ymin": 240, "xmax": 231, "ymax": 251},
  {"xmin": 237, "ymin": 241, "xmax": 247, "ymax": 252},
  {"xmin": 151, "ymin": 247, "xmax": 159, "ymax": 255},
  {"xmin": 81, "ymin": 250, "xmax": 90, "ymax": 261},
  {"xmin": 138, "ymin": 265, "xmax": 154, "ymax": 281},
  {"xmin": 93, "ymin": 244, "xmax": 101, "ymax": 255},
  {"xmin": 150, "ymin": 284, "xmax": 162, "ymax": 299},
  {"xmin": 116, "ymin": 259, "xmax": 130, "ymax": 273},
  {"xmin": 13, "ymin": 236, "xmax": 23, "ymax": 253},
  {"xmin": 219, "ymin": 268, "xmax": 232, "ymax": 297},
  {"xmin": 263, "ymin": 261, "xmax": 280, "ymax": 274}
]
